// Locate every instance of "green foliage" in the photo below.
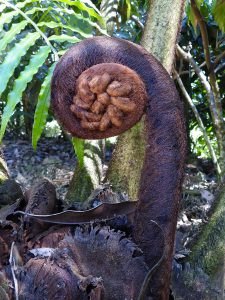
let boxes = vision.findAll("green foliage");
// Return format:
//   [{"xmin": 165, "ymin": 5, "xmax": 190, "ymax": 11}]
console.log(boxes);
[
  {"xmin": 0, "ymin": 32, "xmax": 40, "ymax": 97},
  {"xmin": 0, "ymin": 45, "xmax": 51, "ymax": 142},
  {"xmin": 0, "ymin": 20, "xmax": 28, "ymax": 52},
  {"xmin": 0, "ymin": 0, "xmax": 105, "ymax": 161},
  {"xmin": 71, "ymin": 137, "xmax": 85, "ymax": 167},
  {"xmin": 213, "ymin": 0, "xmax": 225, "ymax": 32},
  {"xmin": 32, "ymin": 62, "xmax": 56, "ymax": 149}
]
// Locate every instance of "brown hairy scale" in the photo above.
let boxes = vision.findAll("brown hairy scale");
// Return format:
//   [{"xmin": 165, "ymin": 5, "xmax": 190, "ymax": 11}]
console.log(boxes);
[
  {"xmin": 67, "ymin": 63, "xmax": 147, "ymax": 137},
  {"xmin": 52, "ymin": 62, "xmax": 147, "ymax": 139}
]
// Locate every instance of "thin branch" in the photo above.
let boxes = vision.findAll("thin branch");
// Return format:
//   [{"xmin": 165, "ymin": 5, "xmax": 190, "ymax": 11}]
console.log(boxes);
[
  {"xmin": 1, "ymin": 0, "xmax": 59, "ymax": 61},
  {"xmin": 211, "ymin": 50, "xmax": 225, "ymax": 72},
  {"xmin": 173, "ymin": 69, "xmax": 221, "ymax": 177},
  {"xmin": 215, "ymin": 61, "xmax": 225, "ymax": 73},
  {"xmin": 131, "ymin": 15, "xmax": 144, "ymax": 30},
  {"xmin": 176, "ymin": 45, "xmax": 216, "ymax": 112}
]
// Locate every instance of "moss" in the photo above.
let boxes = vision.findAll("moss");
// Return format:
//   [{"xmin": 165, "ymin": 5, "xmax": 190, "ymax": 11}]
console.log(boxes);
[
  {"xmin": 65, "ymin": 140, "xmax": 103, "ymax": 205},
  {"xmin": 190, "ymin": 186, "xmax": 225, "ymax": 276},
  {"xmin": 0, "ymin": 172, "xmax": 8, "ymax": 184},
  {"xmin": 105, "ymin": 118, "xmax": 146, "ymax": 200}
]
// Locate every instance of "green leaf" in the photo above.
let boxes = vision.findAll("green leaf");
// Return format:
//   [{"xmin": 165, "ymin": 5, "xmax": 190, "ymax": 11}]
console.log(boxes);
[
  {"xmin": 16, "ymin": 0, "xmax": 38, "ymax": 9},
  {"xmin": 195, "ymin": 0, "xmax": 204, "ymax": 8},
  {"xmin": 25, "ymin": 7, "xmax": 48, "ymax": 15},
  {"xmin": 0, "ymin": 11, "xmax": 18, "ymax": 31},
  {"xmin": 32, "ymin": 62, "xmax": 57, "ymax": 149},
  {"xmin": 186, "ymin": 3, "xmax": 198, "ymax": 31},
  {"xmin": 0, "ymin": 32, "xmax": 40, "ymax": 97},
  {"xmin": 54, "ymin": 7, "xmax": 107, "ymax": 34},
  {"xmin": 0, "ymin": 45, "xmax": 51, "ymax": 142},
  {"xmin": 0, "ymin": 4, "xmax": 6, "ymax": 13},
  {"xmin": 48, "ymin": 34, "xmax": 81, "ymax": 43},
  {"xmin": 0, "ymin": 0, "xmax": 36, "ymax": 31},
  {"xmin": 38, "ymin": 21, "xmax": 93, "ymax": 38},
  {"xmin": 54, "ymin": 0, "xmax": 105, "ymax": 26},
  {"xmin": 0, "ymin": 20, "xmax": 28, "ymax": 53},
  {"xmin": 125, "ymin": 0, "xmax": 131, "ymax": 19},
  {"xmin": 72, "ymin": 137, "xmax": 84, "ymax": 167},
  {"xmin": 213, "ymin": 0, "xmax": 225, "ymax": 32}
]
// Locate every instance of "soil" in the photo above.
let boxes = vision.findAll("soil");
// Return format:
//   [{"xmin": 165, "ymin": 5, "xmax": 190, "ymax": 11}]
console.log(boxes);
[{"xmin": 1, "ymin": 137, "xmax": 76, "ymax": 200}]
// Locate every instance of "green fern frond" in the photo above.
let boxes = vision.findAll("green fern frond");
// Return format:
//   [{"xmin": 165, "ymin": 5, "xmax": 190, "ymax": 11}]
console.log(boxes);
[
  {"xmin": 0, "ymin": 0, "xmax": 36, "ymax": 31},
  {"xmin": 0, "ymin": 45, "xmax": 51, "ymax": 142},
  {"xmin": 56, "ymin": 7, "xmax": 107, "ymax": 34},
  {"xmin": 16, "ymin": 0, "xmax": 38, "ymax": 9},
  {"xmin": 37, "ymin": 21, "xmax": 93, "ymax": 38},
  {"xmin": 48, "ymin": 34, "xmax": 81, "ymax": 43},
  {"xmin": 32, "ymin": 62, "xmax": 56, "ymax": 149},
  {"xmin": 0, "ymin": 31, "xmax": 40, "ymax": 97},
  {"xmin": 55, "ymin": 0, "xmax": 105, "ymax": 26},
  {"xmin": 25, "ymin": 7, "xmax": 48, "ymax": 15},
  {"xmin": 0, "ymin": 20, "xmax": 28, "ymax": 53},
  {"xmin": 0, "ymin": 11, "xmax": 18, "ymax": 31},
  {"xmin": 72, "ymin": 137, "xmax": 84, "ymax": 167}
]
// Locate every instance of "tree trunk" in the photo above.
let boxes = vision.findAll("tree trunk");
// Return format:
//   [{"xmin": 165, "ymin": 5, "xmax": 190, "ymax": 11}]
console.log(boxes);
[{"xmin": 172, "ymin": 185, "xmax": 225, "ymax": 300}]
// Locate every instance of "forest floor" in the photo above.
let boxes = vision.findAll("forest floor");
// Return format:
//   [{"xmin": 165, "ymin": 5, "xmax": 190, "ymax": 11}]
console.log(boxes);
[
  {"xmin": 1, "ymin": 137, "xmax": 217, "ymax": 251},
  {"xmin": 1, "ymin": 136, "xmax": 220, "ymax": 298},
  {"xmin": 1, "ymin": 137, "xmax": 76, "ymax": 200}
]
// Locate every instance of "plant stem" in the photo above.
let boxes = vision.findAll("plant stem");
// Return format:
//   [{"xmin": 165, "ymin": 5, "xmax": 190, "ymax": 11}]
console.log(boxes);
[{"xmin": 174, "ymin": 69, "xmax": 221, "ymax": 178}]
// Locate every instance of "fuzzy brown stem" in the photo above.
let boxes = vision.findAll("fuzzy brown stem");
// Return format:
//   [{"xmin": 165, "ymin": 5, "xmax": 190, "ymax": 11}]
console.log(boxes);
[{"xmin": 51, "ymin": 37, "xmax": 186, "ymax": 299}]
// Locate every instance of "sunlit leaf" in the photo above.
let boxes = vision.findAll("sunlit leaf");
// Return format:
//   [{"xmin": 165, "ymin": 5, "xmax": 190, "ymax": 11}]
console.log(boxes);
[
  {"xmin": 38, "ymin": 21, "xmax": 93, "ymax": 38},
  {"xmin": 213, "ymin": 0, "xmax": 225, "ymax": 32},
  {"xmin": 48, "ymin": 34, "xmax": 81, "ymax": 43},
  {"xmin": 0, "ymin": 45, "xmax": 50, "ymax": 142},
  {"xmin": 54, "ymin": 0, "xmax": 105, "ymax": 26},
  {"xmin": 0, "ymin": 32, "xmax": 40, "ymax": 97},
  {"xmin": 72, "ymin": 137, "xmax": 84, "ymax": 167},
  {"xmin": 0, "ymin": 20, "xmax": 28, "ymax": 53},
  {"xmin": 125, "ymin": 0, "xmax": 131, "ymax": 20},
  {"xmin": 32, "ymin": 62, "xmax": 57, "ymax": 149}
]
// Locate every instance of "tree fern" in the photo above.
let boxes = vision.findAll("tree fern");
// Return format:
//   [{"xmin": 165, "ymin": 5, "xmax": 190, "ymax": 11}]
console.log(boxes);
[
  {"xmin": 32, "ymin": 62, "xmax": 56, "ymax": 149},
  {"xmin": 0, "ymin": 46, "xmax": 51, "ymax": 141},
  {"xmin": 0, "ymin": 32, "xmax": 40, "ymax": 97}
]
